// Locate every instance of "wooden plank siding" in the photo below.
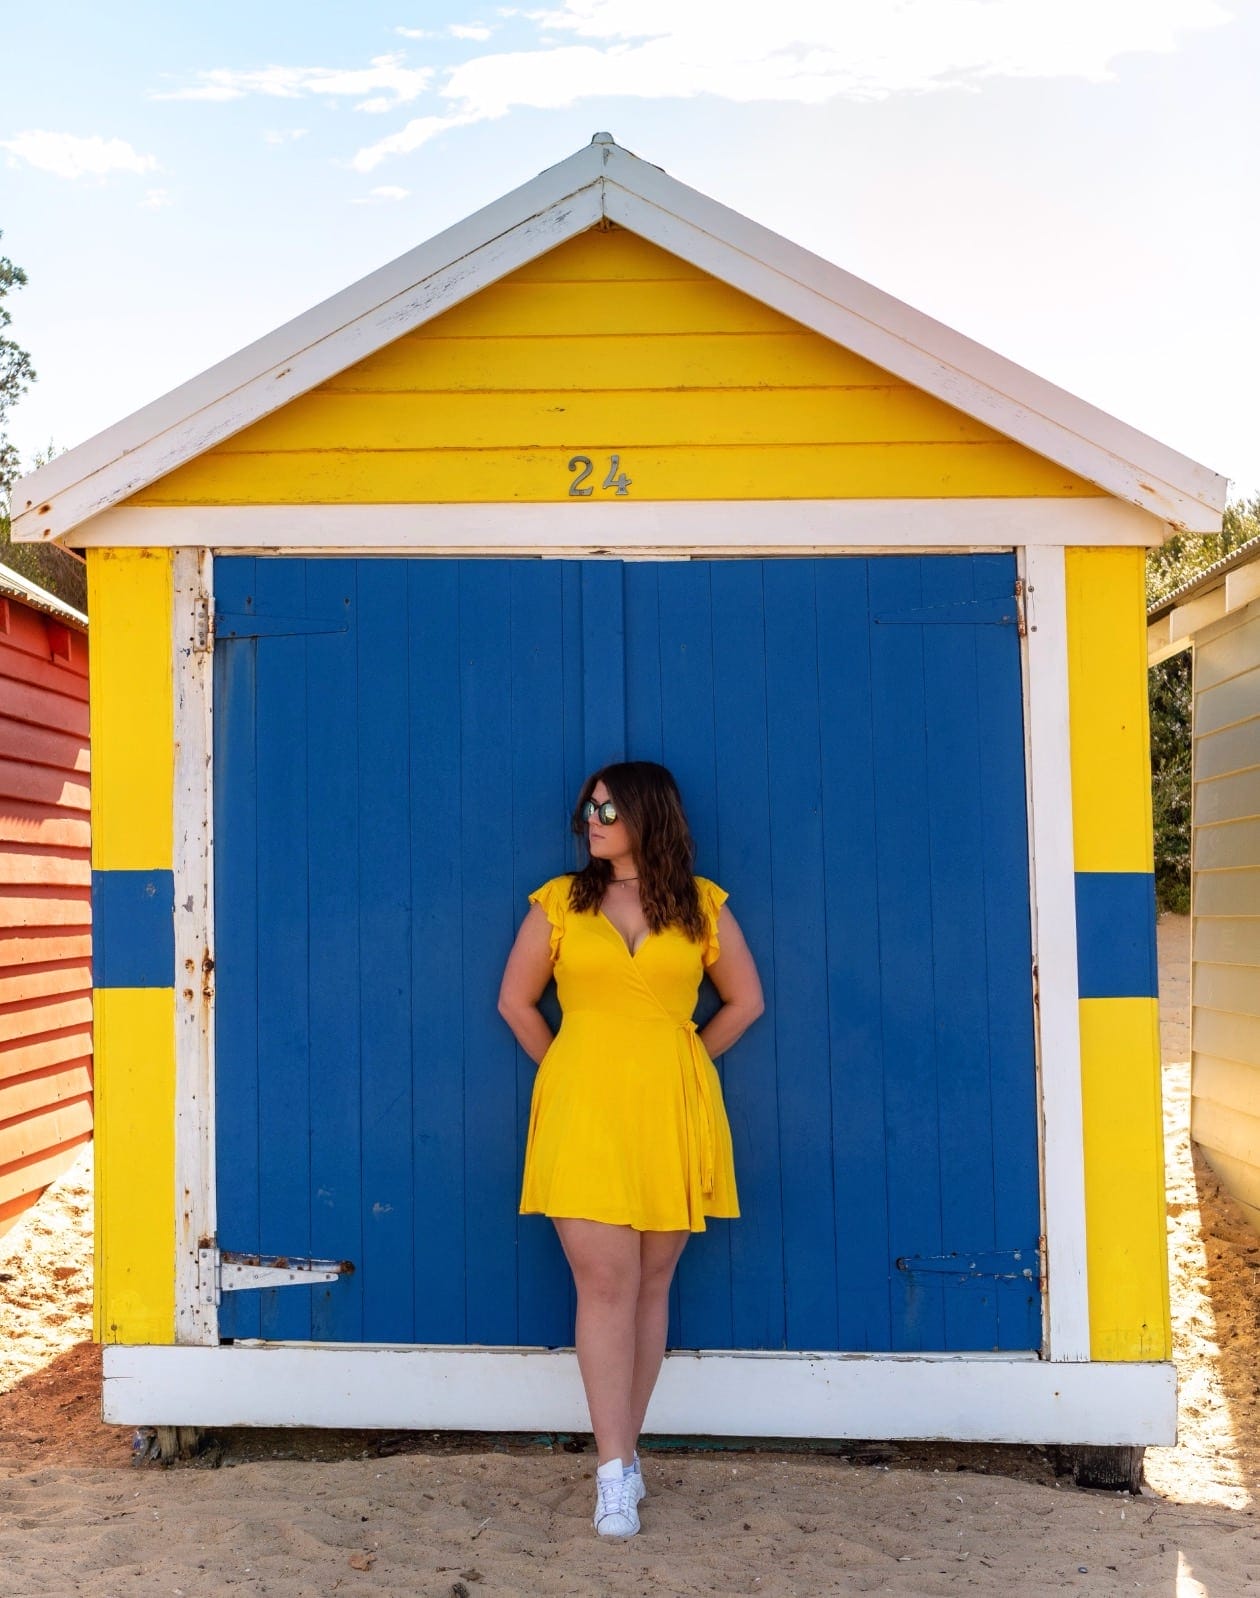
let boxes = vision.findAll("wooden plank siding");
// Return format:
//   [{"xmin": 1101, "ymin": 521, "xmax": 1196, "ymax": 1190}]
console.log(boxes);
[
  {"xmin": 212, "ymin": 553, "xmax": 1042, "ymax": 1355},
  {"xmin": 0, "ymin": 592, "xmax": 92, "ymax": 1235},
  {"xmin": 125, "ymin": 228, "xmax": 1102, "ymax": 508},
  {"xmin": 1191, "ymin": 593, "xmax": 1260, "ymax": 1226}
]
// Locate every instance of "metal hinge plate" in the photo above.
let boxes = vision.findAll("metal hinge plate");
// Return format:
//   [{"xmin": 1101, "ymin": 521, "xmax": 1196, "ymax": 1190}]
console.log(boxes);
[
  {"xmin": 214, "ymin": 608, "xmax": 350, "ymax": 641},
  {"xmin": 895, "ymin": 1247, "xmax": 1040, "ymax": 1283},
  {"xmin": 192, "ymin": 594, "xmax": 214, "ymax": 653},
  {"xmin": 196, "ymin": 1246, "xmax": 354, "ymax": 1306},
  {"xmin": 872, "ymin": 586, "xmax": 1024, "ymax": 628}
]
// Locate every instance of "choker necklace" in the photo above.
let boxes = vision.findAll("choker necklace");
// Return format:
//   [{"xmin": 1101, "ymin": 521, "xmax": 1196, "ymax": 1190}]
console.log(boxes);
[{"xmin": 610, "ymin": 875, "xmax": 639, "ymax": 884}]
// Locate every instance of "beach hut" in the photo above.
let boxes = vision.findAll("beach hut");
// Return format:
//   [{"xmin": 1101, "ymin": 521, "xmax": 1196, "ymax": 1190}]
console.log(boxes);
[
  {"xmin": 0, "ymin": 563, "xmax": 91, "ymax": 1234},
  {"xmin": 1148, "ymin": 536, "xmax": 1260, "ymax": 1232},
  {"xmin": 11, "ymin": 137, "xmax": 1225, "ymax": 1456}
]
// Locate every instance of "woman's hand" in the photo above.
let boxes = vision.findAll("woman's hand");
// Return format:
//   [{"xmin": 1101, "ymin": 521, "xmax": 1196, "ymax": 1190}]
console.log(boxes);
[
  {"xmin": 498, "ymin": 904, "xmax": 557, "ymax": 1065},
  {"xmin": 700, "ymin": 907, "xmax": 765, "ymax": 1058}
]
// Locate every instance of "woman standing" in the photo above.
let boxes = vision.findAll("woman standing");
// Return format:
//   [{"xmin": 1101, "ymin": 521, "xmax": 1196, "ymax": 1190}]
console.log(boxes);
[{"xmin": 498, "ymin": 762, "xmax": 764, "ymax": 1539}]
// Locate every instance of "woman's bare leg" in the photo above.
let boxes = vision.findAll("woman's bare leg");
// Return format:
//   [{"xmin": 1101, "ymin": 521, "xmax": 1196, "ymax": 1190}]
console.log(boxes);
[
  {"xmin": 629, "ymin": 1230, "xmax": 689, "ymax": 1446},
  {"xmin": 554, "ymin": 1218, "xmax": 641, "ymax": 1465}
]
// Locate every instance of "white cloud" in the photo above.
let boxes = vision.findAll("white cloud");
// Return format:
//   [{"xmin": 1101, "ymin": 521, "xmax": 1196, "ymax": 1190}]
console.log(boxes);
[
  {"xmin": 156, "ymin": 0, "xmax": 1229, "ymax": 176},
  {"xmin": 439, "ymin": 0, "xmax": 1234, "ymax": 114},
  {"xmin": 263, "ymin": 128, "xmax": 309, "ymax": 144},
  {"xmin": 352, "ymin": 112, "xmax": 480, "ymax": 170},
  {"xmin": 351, "ymin": 184, "xmax": 412, "ymax": 203},
  {"xmin": 140, "ymin": 187, "xmax": 173, "ymax": 209},
  {"xmin": 395, "ymin": 21, "xmax": 497, "ymax": 40},
  {"xmin": 154, "ymin": 54, "xmax": 433, "ymax": 113},
  {"xmin": 0, "ymin": 129, "xmax": 159, "ymax": 179}
]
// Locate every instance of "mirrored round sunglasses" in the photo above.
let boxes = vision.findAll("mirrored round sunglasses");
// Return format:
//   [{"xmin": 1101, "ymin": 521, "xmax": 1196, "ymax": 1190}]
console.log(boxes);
[{"xmin": 581, "ymin": 799, "xmax": 619, "ymax": 825}]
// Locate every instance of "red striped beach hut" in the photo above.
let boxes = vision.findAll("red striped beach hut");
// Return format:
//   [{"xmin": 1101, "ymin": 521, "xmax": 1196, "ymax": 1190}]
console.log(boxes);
[{"xmin": 0, "ymin": 563, "xmax": 91, "ymax": 1236}]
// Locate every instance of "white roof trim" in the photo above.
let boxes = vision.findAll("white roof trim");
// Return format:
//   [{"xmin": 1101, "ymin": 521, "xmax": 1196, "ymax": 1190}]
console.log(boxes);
[
  {"xmin": 0, "ymin": 560, "xmax": 88, "ymax": 628},
  {"xmin": 12, "ymin": 136, "xmax": 1227, "ymax": 545}
]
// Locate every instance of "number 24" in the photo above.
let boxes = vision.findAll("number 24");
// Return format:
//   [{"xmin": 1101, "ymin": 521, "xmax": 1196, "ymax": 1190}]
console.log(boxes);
[{"xmin": 569, "ymin": 454, "xmax": 632, "ymax": 497}]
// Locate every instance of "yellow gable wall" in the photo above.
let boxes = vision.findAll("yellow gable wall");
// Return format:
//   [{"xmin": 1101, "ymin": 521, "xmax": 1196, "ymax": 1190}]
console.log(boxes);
[{"xmin": 128, "ymin": 228, "xmax": 1101, "ymax": 506}]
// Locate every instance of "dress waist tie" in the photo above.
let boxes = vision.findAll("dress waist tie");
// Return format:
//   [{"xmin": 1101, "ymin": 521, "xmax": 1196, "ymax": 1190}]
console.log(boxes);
[{"xmin": 679, "ymin": 1021, "xmax": 716, "ymax": 1220}]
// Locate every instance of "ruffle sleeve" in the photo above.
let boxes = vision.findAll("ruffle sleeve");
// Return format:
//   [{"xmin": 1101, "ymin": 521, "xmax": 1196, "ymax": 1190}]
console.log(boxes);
[
  {"xmin": 696, "ymin": 877, "xmax": 730, "ymax": 969},
  {"xmin": 528, "ymin": 875, "xmax": 572, "ymax": 964}
]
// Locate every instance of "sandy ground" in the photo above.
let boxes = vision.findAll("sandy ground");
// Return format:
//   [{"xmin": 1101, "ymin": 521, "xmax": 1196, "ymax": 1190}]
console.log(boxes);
[{"xmin": 3, "ymin": 912, "xmax": 1260, "ymax": 1595}]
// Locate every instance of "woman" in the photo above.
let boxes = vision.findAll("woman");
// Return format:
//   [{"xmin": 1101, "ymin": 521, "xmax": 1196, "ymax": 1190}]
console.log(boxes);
[{"xmin": 498, "ymin": 762, "xmax": 764, "ymax": 1540}]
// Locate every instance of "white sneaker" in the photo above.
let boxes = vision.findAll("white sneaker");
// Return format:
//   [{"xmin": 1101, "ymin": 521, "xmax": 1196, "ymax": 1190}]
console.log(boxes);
[
  {"xmin": 593, "ymin": 1459, "xmax": 640, "ymax": 1539},
  {"xmin": 627, "ymin": 1452, "xmax": 647, "ymax": 1505}
]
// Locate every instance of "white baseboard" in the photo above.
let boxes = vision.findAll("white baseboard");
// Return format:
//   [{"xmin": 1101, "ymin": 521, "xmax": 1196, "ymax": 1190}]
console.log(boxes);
[{"xmin": 103, "ymin": 1344, "xmax": 1176, "ymax": 1446}]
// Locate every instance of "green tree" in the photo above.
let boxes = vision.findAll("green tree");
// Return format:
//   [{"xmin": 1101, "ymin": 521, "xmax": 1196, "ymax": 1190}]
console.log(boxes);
[
  {"xmin": 0, "ymin": 233, "xmax": 36, "ymax": 496},
  {"xmin": 1146, "ymin": 496, "xmax": 1260, "ymax": 913},
  {"xmin": 0, "ymin": 242, "xmax": 87, "ymax": 611},
  {"xmin": 1147, "ymin": 493, "xmax": 1260, "ymax": 605}
]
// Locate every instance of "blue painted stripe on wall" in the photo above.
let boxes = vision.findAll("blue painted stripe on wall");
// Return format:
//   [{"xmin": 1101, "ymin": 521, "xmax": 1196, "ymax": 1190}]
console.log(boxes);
[
  {"xmin": 91, "ymin": 869, "xmax": 175, "ymax": 989},
  {"xmin": 1075, "ymin": 872, "xmax": 1158, "ymax": 999}
]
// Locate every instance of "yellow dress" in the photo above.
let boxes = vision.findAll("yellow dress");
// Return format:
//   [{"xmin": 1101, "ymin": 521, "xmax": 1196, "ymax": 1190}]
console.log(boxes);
[{"xmin": 519, "ymin": 874, "xmax": 740, "ymax": 1233}]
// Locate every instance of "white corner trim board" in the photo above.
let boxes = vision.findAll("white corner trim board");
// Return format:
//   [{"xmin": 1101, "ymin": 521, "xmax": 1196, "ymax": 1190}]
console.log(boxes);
[
  {"xmin": 172, "ymin": 549, "xmax": 218, "ymax": 1346},
  {"xmin": 1021, "ymin": 546, "xmax": 1089, "ymax": 1363},
  {"xmin": 103, "ymin": 1344, "xmax": 1176, "ymax": 1445},
  {"xmin": 67, "ymin": 498, "xmax": 1164, "ymax": 551},
  {"xmin": 12, "ymin": 137, "xmax": 1224, "ymax": 546}
]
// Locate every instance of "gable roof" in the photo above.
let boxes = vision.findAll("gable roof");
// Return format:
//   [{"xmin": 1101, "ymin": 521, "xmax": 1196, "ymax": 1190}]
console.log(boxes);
[
  {"xmin": 0, "ymin": 560, "xmax": 88, "ymax": 629},
  {"xmin": 12, "ymin": 134, "xmax": 1227, "ymax": 545}
]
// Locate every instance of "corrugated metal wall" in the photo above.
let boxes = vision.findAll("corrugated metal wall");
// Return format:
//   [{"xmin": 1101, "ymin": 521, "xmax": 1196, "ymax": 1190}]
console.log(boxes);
[
  {"xmin": 1191, "ymin": 591, "xmax": 1260, "ymax": 1232},
  {"xmin": 0, "ymin": 590, "xmax": 92, "ymax": 1235}
]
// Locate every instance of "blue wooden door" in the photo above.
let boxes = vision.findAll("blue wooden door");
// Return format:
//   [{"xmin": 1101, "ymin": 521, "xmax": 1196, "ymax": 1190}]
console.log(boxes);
[{"xmin": 213, "ymin": 554, "xmax": 1041, "ymax": 1352}]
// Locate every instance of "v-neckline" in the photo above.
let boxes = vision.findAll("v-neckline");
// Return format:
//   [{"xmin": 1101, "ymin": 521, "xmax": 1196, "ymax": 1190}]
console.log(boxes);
[{"xmin": 599, "ymin": 908, "xmax": 650, "ymax": 960}]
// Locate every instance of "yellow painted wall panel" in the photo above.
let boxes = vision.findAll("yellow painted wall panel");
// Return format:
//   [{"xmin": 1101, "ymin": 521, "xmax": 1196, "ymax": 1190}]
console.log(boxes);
[
  {"xmin": 133, "ymin": 442, "xmax": 1101, "ymax": 507},
  {"xmin": 86, "ymin": 548, "xmax": 173, "ymax": 871},
  {"xmin": 94, "ymin": 986, "xmax": 175, "ymax": 1345},
  {"xmin": 322, "ymin": 333, "xmax": 901, "ymax": 394},
  {"xmin": 423, "ymin": 278, "xmax": 802, "ymax": 337},
  {"xmin": 221, "ymin": 387, "xmax": 1007, "ymax": 454},
  {"xmin": 128, "ymin": 228, "xmax": 1099, "ymax": 508},
  {"xmin": 1079, "ymin": 997, "xmax": 1170, "ymax": 1360},
  {"xmin": 507, "ymin": 229, "xmax": 704, "ymax": 281},
  {"xmin": 1065, "ymin": 546, "xmax": 1154, "ymax": 873}
]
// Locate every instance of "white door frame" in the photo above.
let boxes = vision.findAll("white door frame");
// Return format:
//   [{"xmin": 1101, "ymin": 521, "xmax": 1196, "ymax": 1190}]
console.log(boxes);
[{"xmin": 164, "ymin": 518, "xmax": 1101, "ymax": 1433}]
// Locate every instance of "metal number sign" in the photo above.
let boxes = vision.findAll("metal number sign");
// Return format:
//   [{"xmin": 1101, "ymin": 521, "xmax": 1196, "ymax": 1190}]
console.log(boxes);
[{"xmin": 568, "ymin": 455, "xmax": 632, "ymax": 497}]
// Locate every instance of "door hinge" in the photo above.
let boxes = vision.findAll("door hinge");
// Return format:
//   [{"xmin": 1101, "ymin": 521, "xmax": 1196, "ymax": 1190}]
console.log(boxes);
[
  {"xmin": 1014, "ymin": 576, "xmax": 1027, "ymax": 637},
  {"xmin": 895, "ymin": 1247, "xmax": 1039, "ymax": 1284},
  {"xmin": 193, "ymin": 594, "xmax": 214, "ymax": 653},
  {"xmin": 196, "ymin": 1245, "xmax": 354, "ymax": 1306},
  {"xmin": 872, "ymin": 592, "xmax": 1022, "ymax": 627},
  {"xmin": 214, "ymin": 607, "xmax": 350, "ymax": 641}
]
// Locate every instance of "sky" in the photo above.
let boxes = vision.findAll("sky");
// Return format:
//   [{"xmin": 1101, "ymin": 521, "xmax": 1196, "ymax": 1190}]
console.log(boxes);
[{"xmin": 2, "ymin": 0, "xmax": 1257, "ymax": 504}]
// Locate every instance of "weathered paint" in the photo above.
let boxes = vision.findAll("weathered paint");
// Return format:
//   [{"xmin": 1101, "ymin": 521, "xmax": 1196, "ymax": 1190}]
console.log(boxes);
[
  {"xmin": 0, "ymin": 587, "xmax": 92, "ymax": 1234},
  {"xmin": 91, "ymin": 869, "xmax": 176, "ymax": 988},
  {"xmin": 127, "ymin": 230, "xmax": 1101, "ymax": 508},
  {"xmin": 211, "ymin": 553, "xmax": 1042, "ymax": 1355},
  {"xmin": 1078, "ymin": 998, "xmax": 1169, "ymax": 1360},
  {"xmin": 1065, "ymin": 546, "xmax": 1169, "ymax": 1361},
  {"xmin": 93, "ymin": 986, "xmax": 175, "ymax": 1343},
  {"xmin": 86, "ymin": 549, "xmax": 174, "ymax": 869},
  {"xmin": 87, "ymin": 546, "xmax": 176, "ymax": 1343},
  {"xmin": 1065, "ymin": 546, "xmax": 1153, "ymax": 875}
]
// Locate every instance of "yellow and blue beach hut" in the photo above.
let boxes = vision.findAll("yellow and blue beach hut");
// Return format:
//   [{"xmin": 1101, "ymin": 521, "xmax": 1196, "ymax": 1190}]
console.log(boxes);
[{"xmin": 11, "ymin": 136, "xmax": 1224, "ymax": 1455}]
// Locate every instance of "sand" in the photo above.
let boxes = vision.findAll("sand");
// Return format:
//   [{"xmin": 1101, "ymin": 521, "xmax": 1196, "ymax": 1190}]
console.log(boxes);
[{"xmin": 3, "ymin": 911, "xmax": 1260, "ymax": 1595}]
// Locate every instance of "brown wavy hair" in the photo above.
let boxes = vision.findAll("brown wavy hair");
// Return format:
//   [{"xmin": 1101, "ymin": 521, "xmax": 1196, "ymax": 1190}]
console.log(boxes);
[{"xmin": 568, "ymin": 762, "xmax": 705, "ymax": 941}]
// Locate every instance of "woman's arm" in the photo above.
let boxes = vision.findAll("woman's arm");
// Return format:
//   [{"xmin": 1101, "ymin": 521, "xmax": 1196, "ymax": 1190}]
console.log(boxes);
[
  {"xmin": 699, "ymin": 906, "xmax": 765, "ymax": 1058},
  {"xmin": 497, "ymin": 904, "xmax": 558, "ymax": 1065}
]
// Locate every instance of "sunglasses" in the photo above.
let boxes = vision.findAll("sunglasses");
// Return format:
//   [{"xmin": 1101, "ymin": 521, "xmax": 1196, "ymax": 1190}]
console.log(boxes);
[{"xmin": 581, "ymin": 799, "xmax": 619, "ymax": 826}]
